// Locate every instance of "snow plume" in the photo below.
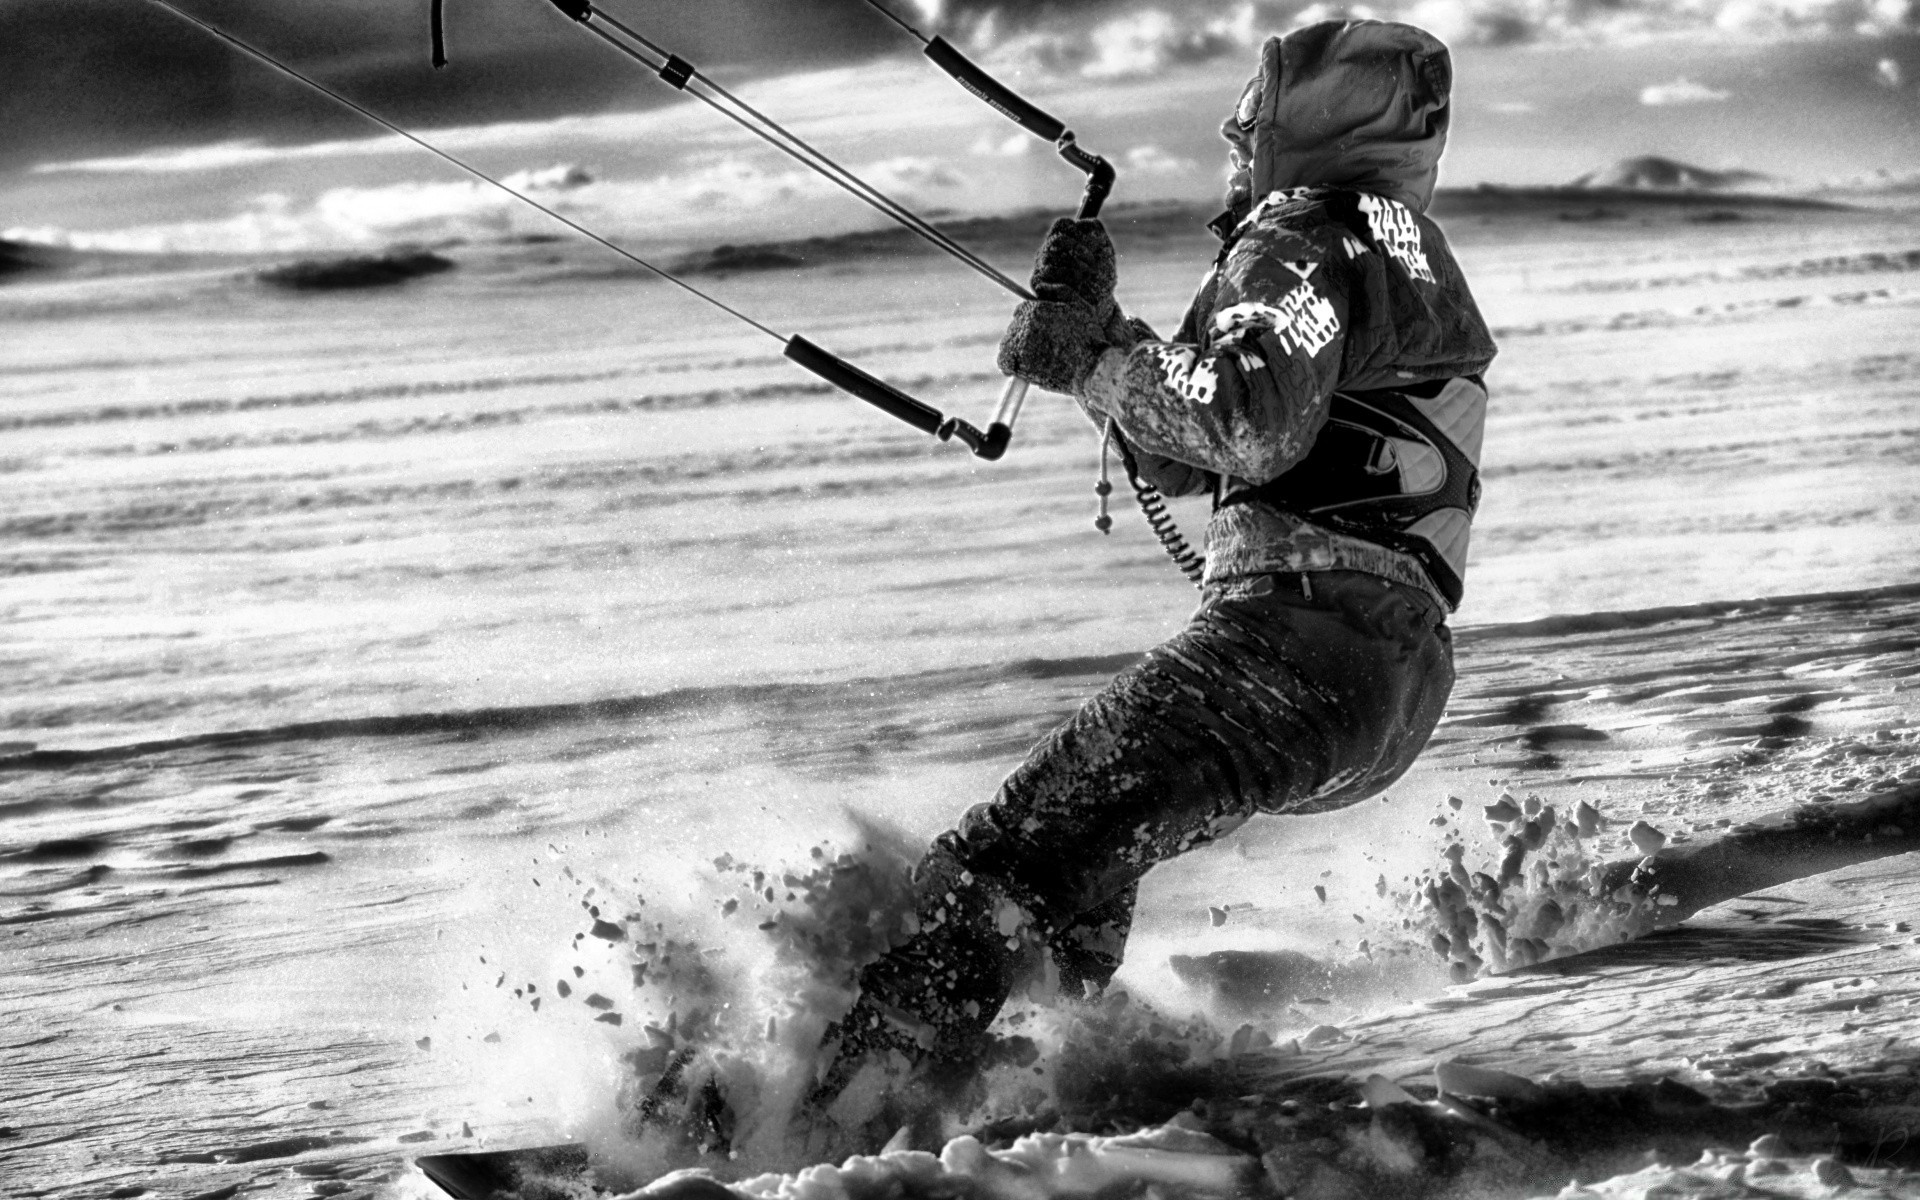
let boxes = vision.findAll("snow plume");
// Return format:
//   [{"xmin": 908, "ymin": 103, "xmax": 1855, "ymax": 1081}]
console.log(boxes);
[
  {"xmin": 1399, "ymin": 793, "xmax": 1666, "ymax": 982},
  {"xmin": 651, "ymin": 1121, "xmax": 1255, "ymax": 1199},
  {"xmin": 566, "ymin": 820, "xmax": 924, "ymax": 1181},
  {"xmin": 601, "ymin": 824, "xmax": 1237, "ymax": 1171},
  {"xmin": 520, "ymin": 816, "xmax": 1294, "ymax": 1186}
]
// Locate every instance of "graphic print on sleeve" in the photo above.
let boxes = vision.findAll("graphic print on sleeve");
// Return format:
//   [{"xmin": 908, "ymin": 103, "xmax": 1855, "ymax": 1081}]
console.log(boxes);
[
  {"xmin": 1212, "ymin": 265, "xmax": 1341, "ymax": 359},
  {"xmin": 1150, "ymin": 345, "xmax": 1221, "ymax": 406},
  {"xmin": 1145, "ymin": 256, "xmax": 1343, "ymax": 411}
]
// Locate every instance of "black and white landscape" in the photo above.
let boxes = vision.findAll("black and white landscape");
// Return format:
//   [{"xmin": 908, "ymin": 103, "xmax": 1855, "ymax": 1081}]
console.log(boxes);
[{"xmin": 4, "ymin": 3, "xmax": 1919, "ymax": 1196}]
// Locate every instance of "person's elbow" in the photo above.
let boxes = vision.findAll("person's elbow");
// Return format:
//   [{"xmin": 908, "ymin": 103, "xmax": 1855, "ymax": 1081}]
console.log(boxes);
[{"xmin": 1210, "ymin": 422, "xmax": 1310, "ymax": 484}]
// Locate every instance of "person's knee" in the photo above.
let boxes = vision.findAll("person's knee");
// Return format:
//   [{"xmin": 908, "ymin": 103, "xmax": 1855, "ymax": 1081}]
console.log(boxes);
[{"xmin": 948, "ymin": 801, "xmax": 1006, "ymax": 858}]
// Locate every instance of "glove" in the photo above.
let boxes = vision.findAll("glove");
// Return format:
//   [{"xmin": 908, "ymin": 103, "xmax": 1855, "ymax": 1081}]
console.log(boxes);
[
  {"xmin": 1112, "ymin": 314, "xmax": 1158, "ymax": 348},
  {"xmin": 1031, "ymin": 217, "xmax": 1117, "ymax": 319},
  {"xmin": 996, "ymin": 291, "xmax": 1110, "ymax": 395}
]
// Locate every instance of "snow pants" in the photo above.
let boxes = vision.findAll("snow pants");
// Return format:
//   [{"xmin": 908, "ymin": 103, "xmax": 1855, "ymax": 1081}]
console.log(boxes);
[{"xmin": 838, "ymin": 568, "xmax": 1455, "ymax": 1063}]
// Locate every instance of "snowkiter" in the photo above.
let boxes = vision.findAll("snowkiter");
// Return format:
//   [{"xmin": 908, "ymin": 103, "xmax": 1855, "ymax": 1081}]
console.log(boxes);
[{"xmin": 822, "ymin": 18, "xmax": 1497, "ymax": 1092}]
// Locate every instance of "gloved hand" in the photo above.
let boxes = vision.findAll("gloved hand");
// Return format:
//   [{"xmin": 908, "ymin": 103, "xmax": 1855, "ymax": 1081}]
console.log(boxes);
[
  {"xmin": 1031, "ymin": 217, "xmax": 1117, "ymax": 320},
  {"xmin": 996, "ymin": 289, "xmax": 1110, "ymax": 395}
]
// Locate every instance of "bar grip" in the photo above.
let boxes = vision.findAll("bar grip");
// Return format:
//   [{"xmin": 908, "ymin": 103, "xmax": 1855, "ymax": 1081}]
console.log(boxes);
[
  {"xmin": 942, "ymin": 417, "xmax": 1010, "ymax": 460},
  {"xmin": 1059, "ymin": 138, "xmax": 1116, "ymax": 219},
  {"xmin": 784, "ymin": 335, "xmax": 946, "ymax": 435},
  {"xmin": 924, "ymin": 37, "xmax": 1067, "ymax": 143},
  {"xmin": 992, "ymin": 375, "xmax": 1030, "ymax": 429}
]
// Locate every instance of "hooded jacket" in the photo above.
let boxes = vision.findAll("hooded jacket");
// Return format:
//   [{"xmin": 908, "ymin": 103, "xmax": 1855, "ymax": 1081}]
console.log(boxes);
[{"xmin": 1078, "ymin": 20, "xmax": 1497, "ymax": 610}]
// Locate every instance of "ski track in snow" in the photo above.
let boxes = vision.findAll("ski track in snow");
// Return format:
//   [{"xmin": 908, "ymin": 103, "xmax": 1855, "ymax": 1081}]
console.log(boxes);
[{"xmin": 2, "ymin": 203, "xmax": 1919, "ymax": 1198}]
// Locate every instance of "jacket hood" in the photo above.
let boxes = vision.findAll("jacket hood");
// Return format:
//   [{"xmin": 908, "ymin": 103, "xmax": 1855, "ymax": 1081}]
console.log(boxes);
[{"xmin": 1222, "ymin": 20, "xmax": 1452, "ymax": 215}]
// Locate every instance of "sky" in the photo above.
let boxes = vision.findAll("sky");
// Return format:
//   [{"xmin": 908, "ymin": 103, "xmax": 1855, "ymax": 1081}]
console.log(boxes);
[{"xmin": 2, "ymin": 0, "xmax": 1917, "ymax": 253}]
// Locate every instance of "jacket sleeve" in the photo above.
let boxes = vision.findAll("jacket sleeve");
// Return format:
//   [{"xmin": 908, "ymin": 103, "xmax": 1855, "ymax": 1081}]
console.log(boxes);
[
  {"xmin": 1076, "ymin": 221, "xmax": 1350, "ymax": 485},
  {"xmin": 1120, "ymin": 436, "xmax": 1217, "ymax": 497},
  {"xmin": 1072, "ymin": 315, "xmax": 1218, "ymax": 497}
]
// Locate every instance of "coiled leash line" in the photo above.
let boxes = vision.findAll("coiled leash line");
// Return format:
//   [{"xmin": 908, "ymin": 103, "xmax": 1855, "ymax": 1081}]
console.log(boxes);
[
  {"xmin": 858, "ymin": 0, "xmax": 1204, "ymax": 585},
  {"xmin": 145, "ymin": 0, "xmax": 1012, "ymax": 460},
  {"xmin": 1111, "ymin": 428, "xmax": 1206, "ymax": 585}
]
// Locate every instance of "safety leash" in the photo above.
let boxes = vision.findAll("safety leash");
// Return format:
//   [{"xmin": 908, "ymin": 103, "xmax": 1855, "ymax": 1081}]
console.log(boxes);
[{"xmin": 1107, "ymin": 423, "xmax": 1206, "ymax": 585}]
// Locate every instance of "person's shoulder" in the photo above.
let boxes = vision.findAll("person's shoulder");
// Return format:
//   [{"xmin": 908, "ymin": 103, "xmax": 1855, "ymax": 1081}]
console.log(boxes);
[
  {"xmin": 1309, "ymin": 188, "xmax": 1462, "ymax": 291},
  {"xmin": 1234, "ymin": 188, "xmax": 1341, "ymax": 237},
  {"xmin": 1226, "ymin": 188, "xmax": 1348, "ymax": 267}
]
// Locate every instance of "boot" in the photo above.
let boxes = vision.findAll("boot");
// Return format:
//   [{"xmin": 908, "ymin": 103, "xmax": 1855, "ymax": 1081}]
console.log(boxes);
[{"xmin": 809, "ymin": 838, "xmax": 1035, "ymax": 1109}]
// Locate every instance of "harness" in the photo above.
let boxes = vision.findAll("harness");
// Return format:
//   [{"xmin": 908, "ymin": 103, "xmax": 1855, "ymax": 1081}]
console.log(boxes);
[
  {"xmin": 1219, "ymin": 376, "xmax": 1486, "ymax": 608},
  {"xmin": 1194, "ymin": 191, "xmax": 1487, "ymax": 607}
]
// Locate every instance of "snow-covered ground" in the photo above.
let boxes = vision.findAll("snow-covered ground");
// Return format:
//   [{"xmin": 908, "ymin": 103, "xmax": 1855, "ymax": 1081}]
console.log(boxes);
[{"xmin": 2, "ymin": 196, "xmax": 1918, "ymax": 1198}]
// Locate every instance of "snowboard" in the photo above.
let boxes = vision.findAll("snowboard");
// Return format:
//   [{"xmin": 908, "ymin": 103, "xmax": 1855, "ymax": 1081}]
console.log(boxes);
[{"xmin": 416, "ymin": 1142, "xmax": 591, "ymax": 1199}]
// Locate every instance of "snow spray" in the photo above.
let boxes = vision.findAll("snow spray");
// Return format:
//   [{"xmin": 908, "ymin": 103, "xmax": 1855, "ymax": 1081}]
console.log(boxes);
[
  {"xmin": 508, "ymin": 815, "xmax": 1318, "ymax": 1183},
  {"xmin": 1400, "ymin": 794, "xmax": 1665, "ymax": 980}
]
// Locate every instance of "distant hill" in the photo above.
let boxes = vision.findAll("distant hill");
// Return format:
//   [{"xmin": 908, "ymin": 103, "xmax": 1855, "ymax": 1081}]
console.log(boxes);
[
  {"xmin": 256, "ymin": 249, "xmax": 455, "ymax": 291},
  {"xmin": 0, "ymin": 236, "xmax": 250, "ymax": 282},
  {"xmin": 1570, "ymin": 155, "xmax": 1774, "ymax": 192},
  {"xmin": 663, "ymin": 182, "xmax": 1859, "ymax": 281},
  {"xmin": 0, "ymin": 237, "xmax": 75, "ymax": 278},
  {"xmin": 1433, "ymin": 153, "xmax": 1846, "ymax": 222}
]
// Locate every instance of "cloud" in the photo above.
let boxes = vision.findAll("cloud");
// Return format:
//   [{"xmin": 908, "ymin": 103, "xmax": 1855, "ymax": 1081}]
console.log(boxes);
[
  {"xmin": 1877, "ymin": 56, "xmax": 1905, "ymax": 86},
  {"xmin": 1640, "ymin": 77, "xmax": 1734, "ymax": 104},
  {"xmin": 969, "ymin": 132, "xmax": 1032, "ymax": 157},
  {"xmin": 1081, "ymin": 8, "xmax": 1255, "ymax": 79},
  {"xmin": 16, "ymin": 55, "xmax": 1211, "ymax": 255},
  {"xmin": 935, "ymin": 0, "xmax": 1919, "ymax": 66},
  {"xmin": 1396, "ymin": 0, "xmax": 1918, "ymax": 44},
  {"xmin": 1712, "ymin": 0, "xmax": 1918, "ymax": 36},
  {"xmin": 9, "ymin": 0, "xmax": 1918, "ymax": 186},
  {"xmin": 7, "ymin": 152, "xmax": 971, "ymax": 255},
  {"xmin": 9, "ymin": 178, "xmax": 600, "ymax": 254},
  {"xmin": 1123, "ymin": 144, "xmax": 1198, "ymax": 174},
  {"xmin": 32, "ymin": 121, "xmax": 632, "ymax": 179},
  {"xmin": 5, "ymin": 190, "xmax": 417, "ymax": 255},
  {"xmin": 1403, "ymin": 0, "xmax": 1534, "ymax": 45},
  {"xmin": 26, "ymin": 60, "xmax": 995, "ymax": 180},
  {"xmin": 504, "ymin": 163, "xmax": 595, "ymax": 190},
  {"xmin": 32, "ymin": 137, "xmax": 415, "ymax": 176},
  {"xmin": 975, "ymin": 4, "xmax": 1257, "ymax": 82},
  {"xmin": 861, "ymin": 156, "xmax": 966, "ymax": 191}
]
